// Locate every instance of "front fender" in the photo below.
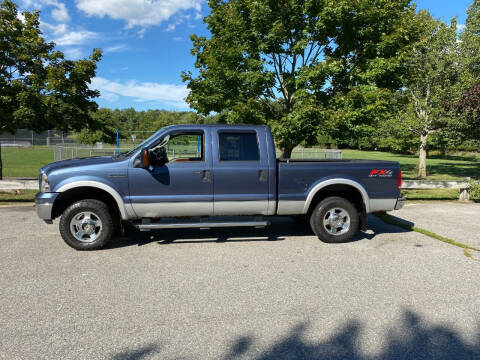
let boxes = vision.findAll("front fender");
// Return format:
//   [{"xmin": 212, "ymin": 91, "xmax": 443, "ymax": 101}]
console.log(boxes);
[{"xmin": 53, "ymin": 177, "xmax": 130, "ymax": 220}]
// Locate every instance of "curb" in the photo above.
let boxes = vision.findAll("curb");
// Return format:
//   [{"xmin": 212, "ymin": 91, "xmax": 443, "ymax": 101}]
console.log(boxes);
[{"xmin": 0, "ymin": 202, "xmax": 35, "ymax": 208}]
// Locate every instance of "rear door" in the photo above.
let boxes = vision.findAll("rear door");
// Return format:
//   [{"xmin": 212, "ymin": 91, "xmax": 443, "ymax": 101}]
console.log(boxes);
[{"xmin": 212, "ymin": 129, "xmax": 270, "ymax": 215}]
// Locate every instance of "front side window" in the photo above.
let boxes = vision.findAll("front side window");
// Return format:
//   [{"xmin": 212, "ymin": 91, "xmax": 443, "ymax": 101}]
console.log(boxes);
[
  {"xmin": 149, "ymin": 132, "xmax": 204, "ymax": 165},
  {"xmin": 219, "ymin": 132, "xmax": 259, "ymax": 161},
  {"xmin": 166, "ymin": 133, "xmax": 204, "ymax": 162}
]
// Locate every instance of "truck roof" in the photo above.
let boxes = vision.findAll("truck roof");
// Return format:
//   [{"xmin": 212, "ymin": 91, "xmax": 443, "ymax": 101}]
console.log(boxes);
[{"xmin": 163, "ymin": 124, "xmax": 269, "ymax": 130}]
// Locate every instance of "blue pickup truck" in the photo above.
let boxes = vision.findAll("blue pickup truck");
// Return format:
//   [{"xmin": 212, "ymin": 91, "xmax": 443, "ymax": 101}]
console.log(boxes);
[{"xmin": 36, "ymin": 124, "xmax": 405, "ymax": 250}]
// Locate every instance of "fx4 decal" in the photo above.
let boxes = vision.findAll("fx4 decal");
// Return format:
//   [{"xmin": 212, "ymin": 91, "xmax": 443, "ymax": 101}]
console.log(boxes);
[{"xmin": 369, "ymin": 169, "xmax": 393, "ymax": 177}]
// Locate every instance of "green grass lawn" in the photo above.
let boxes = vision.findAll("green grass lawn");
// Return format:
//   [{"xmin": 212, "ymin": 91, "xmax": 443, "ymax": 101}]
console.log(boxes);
[
  {"xmin": 342, "ymin": 149, "xmax": 480, "ymax": 180},
  {"xmin": 1, "ymin": 146, "xmax": 53, "ymax": 178},
  {"xmin": 402, "ymin": 188, "xmax": 460, "ymax": 200},
  {"xmin": 0, "ymin": 190, "xmax": 37, "ymax": 203}
]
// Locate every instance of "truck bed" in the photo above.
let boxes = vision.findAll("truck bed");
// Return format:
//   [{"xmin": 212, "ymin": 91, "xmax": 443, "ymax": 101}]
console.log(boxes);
[{"xmin": 276, "ymin": 158, "xmax": 401, "ymax": 215}]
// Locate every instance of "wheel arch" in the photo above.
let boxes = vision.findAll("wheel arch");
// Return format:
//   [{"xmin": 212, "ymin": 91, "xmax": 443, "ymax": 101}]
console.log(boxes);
[
  {"xmin": 304, "ymin": 179, "xmax": 369, "ymax": 215},
  {"xmin": 53, "ymin": 182, "xmax": 127, "ymax": 220}
]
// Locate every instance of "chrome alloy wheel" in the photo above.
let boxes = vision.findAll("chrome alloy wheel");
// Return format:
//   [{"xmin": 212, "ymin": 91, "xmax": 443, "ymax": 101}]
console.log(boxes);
[
  {"xmin": 70, "ymin": 211, "xmax": 103, "ymax": 243},
  {"xmin": 322, "ymin": 207, "xmax": 350, "ymax": 236}
]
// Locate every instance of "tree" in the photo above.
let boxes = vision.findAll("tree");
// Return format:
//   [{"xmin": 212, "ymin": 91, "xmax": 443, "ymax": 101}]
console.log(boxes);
[
  {"xmin": 400, "ymin": 12, "xmax": 461, "ymax": 178},
  {"xmin": 75, "ymin": 108, "xmax": 117, "ymax": 145},
  {"xmin": 452, "ymin": 81, "xmax": 480, "ymax": 141},
  {"xmin": 0, "ymin": 0, "xmax": 101, "ymax": 134},
  {"xmin": 459, "ymin": 1, "xmax": 480, "ymax": 87},
  {"xmin": 183, "ymin": 0, "xmax": 418, "ymax": 158}
]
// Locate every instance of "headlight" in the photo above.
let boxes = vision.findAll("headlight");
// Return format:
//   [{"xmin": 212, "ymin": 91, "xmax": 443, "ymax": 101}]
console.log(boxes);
[{"xmin": 40, "ymin": 173, "xmax": 50, "ymax": 192}]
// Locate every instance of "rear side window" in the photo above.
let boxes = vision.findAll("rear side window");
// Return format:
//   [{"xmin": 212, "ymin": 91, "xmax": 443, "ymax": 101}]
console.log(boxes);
[{"xmin": 219, "ymin": 132, "xmax": 260, "ymax": 161}]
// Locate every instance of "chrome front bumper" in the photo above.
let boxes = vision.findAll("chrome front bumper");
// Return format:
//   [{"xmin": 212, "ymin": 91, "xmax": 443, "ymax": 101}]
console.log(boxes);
[
  {"xmin": 394, "ymin": 197, "xmax": 406, "ymax": 210},
  {"xmin": 35, "ymin": 192, "xmax": 59, "ymax": 223}
]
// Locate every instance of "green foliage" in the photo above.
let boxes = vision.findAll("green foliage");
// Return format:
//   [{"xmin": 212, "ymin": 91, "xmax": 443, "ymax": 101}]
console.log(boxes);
[
  {"xmin": 74, "ymin": 108, "xmax": 117, "ymax": 145},
  {"xmin": 183, "ymin": 0, "xmax": 418, "ymax": 157},
  {"xmin": 402, "ymin": 12, "xmax": 461, "ymax": 133},
  {"xmin": 468, "ymin": 179, "xmax": 480, "ymax": 200},
  {"xmin": 459, "ymin": 1, "xmax": 480, "ymax": 86},
  {"xmin": 0, "ymin": 0, "xmax": 101, "ymax": 134}
]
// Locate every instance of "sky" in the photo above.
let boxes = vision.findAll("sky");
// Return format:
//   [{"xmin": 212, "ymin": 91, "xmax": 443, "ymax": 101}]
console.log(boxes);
[{"xmin": 18, "ymin": 0, "xmax": 475, "ymax": 111}]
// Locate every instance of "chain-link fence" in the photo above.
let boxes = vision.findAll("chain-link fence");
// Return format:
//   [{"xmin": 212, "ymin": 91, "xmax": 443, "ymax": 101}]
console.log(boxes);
[
  {"xmin": 283, "ymin": 148, "xmax": 342, "ymax": 159},
  {"xmin": 0, "ymin": 129, "xmax": 78, "ymax": 146},
  {"xmin": 53, "ymin": 146, "xmax": 125, "ymax": 161},
  {"xmin": 0, "ymin": 129, "xmax": 157, "ymax": 147}
]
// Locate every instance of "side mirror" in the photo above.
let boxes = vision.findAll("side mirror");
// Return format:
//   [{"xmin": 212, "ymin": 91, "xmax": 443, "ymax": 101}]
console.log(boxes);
[{"xmin": 141, "ymin": 148, "xmax": 150, "ymax": 169}]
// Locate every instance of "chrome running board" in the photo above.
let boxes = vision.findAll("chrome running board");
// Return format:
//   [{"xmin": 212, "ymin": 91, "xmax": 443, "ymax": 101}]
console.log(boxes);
[{"xmin": 136, "ymin": 220, "xmax": 270, "ymax": 231}]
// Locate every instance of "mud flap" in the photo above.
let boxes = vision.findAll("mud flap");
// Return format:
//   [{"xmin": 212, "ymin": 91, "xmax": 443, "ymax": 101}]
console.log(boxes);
[{"xmin": 360, "ymin": 207, "xmax": 368, "ymax": 231}]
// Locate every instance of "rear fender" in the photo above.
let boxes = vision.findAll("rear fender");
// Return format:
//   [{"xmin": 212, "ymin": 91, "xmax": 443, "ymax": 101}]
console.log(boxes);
[{"xmin": 303, "ymin": 178, "xmax": 370, "ymax": 214}]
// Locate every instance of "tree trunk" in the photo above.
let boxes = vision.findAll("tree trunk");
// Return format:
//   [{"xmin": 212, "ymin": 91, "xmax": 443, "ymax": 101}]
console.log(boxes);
[
  {"xmin": 440, "ymin": 145, "xmax": 446, "ymax": 157},
  {"xmin": 280, "ymin": 145, "xmax": 295, "ymax": 159},
  {"xmin": 417, "ymin": 132, "xmax": 428, "ymax": 178}
]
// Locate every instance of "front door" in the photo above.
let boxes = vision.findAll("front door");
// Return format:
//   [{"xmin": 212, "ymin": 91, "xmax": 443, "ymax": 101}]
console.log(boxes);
[
  {"xmin": 128, "ymin": 129, "xmax": 213, "ymax": 218},
  {"xmin": 212, "ymin": 130, "xmax": 270, "ymax": 215}
]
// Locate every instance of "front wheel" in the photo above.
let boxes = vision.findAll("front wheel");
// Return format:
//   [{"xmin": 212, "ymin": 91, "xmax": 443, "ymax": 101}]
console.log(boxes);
[
  {"xmin": 310, "ymin": 197, "xmax": 359, "ymax": 243},
  {"xmin": 59, "ymin": 199, "xmax": 114, "ymax": 250}
]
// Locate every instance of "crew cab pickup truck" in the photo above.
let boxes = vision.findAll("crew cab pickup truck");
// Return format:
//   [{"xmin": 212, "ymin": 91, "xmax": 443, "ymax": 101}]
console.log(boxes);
[{"xmin": 36, "ymin": 124, "xmax": 405, "ymax": 250}]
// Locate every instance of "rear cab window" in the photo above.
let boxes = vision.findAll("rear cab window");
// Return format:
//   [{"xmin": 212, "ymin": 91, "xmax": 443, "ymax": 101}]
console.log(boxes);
[{"xmin": 218, "ymin": 132, "xmax": 260, "ymax": 161}]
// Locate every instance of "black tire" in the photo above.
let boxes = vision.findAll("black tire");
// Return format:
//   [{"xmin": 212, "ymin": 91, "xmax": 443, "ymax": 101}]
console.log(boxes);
[
  {"xmin": 59, "ymin": 199, "xmax": 114, "ymax": 250},
  {"xmin": 309, "ymin": 196, "xmax": 359, "ymax": 243}
]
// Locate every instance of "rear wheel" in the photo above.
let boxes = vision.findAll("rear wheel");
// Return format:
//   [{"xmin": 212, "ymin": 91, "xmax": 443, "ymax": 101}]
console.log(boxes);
[
  {"xmin": 310, "ymin": 196, "xmax": 359, "ymax": 243},
  {"xmin": 59, "ymin": 199, "xmax": 113, "ymax": 250}
]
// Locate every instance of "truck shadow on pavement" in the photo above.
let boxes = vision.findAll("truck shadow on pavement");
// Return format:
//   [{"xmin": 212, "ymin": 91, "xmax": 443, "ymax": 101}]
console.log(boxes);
[
  {"xmin": 105, "ymin": 216, "xmax": 414, "ymax": 249},
  {"xmin": 111, "ymin": 309, "xmax": 479, "ymax": 360}
]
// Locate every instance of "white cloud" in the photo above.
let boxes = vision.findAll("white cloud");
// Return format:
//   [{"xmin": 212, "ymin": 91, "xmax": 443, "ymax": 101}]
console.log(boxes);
[
  {"xmin": 51, "ymin": 2, "xmax": 70, "ymax": 22},
  {"xmin": 91, "ymin": 77, "xmax": 190, "ymax": 108},
  {"xmin": 63, "ymin": 47, "xmax": 84, "ymax": 59},
  {"xmin": 76, "ymin": 0, "xmax": 202, "ymax": 29},
  {"xmin": 54, "ymin": 30, "xmax": 98, "ymax": 46},
  {"xmin": 101, "ymin": 92, "xmax": 120, "ymax": 102},
  {"xmin": 104, "ymin": 44, "xmax": 128, "ymax": 53},
  {"xmin": 457, "ymin": 24, "xmax": 466, "ymax": 32},
  {"xmin": 41, "ymin": 21, "xmax": 100, "ymax": 48},
  {"xmin": 22, "ymin": 0, "xmax": 70, "ymax": 22},
  {"xmin": 41, "ymin": 21, "xmax": 68, "ymax": 35}
]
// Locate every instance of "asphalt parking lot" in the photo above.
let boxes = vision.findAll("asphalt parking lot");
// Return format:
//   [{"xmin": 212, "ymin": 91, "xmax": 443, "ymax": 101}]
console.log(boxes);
[{"xmin": 0, "ymin": 205, "xmax": 479, "ymax": 360}]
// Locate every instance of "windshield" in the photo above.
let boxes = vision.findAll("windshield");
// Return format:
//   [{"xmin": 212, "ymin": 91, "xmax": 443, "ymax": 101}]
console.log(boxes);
[{"xmin": 116, "ymin": 130, "xmax": 160, "ymax": 159}]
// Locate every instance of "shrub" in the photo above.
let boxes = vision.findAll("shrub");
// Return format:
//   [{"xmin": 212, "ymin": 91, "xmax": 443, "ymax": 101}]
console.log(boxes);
[{"xmin": 468, "ymin": 179, "xmax": 480, "ymax": 200}]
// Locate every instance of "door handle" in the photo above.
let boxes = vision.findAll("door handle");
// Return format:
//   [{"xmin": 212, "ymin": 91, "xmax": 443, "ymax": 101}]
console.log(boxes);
[
  {"xmin": 193, "ymin": 170, "xmax": 212, "ymax": 182},
  {"xmin": 202, "ymin": 170, "xmax": 212, "ymax": 183},
  {"xmin": 258, "ymin": 169, "xmax": 267, "ymax": 182}
]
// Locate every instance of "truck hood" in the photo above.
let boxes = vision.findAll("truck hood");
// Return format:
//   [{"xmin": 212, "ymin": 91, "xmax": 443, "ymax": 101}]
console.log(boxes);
[{"xmin": 40, "ymin": 156, "xmax": 116, "ymax": 174}]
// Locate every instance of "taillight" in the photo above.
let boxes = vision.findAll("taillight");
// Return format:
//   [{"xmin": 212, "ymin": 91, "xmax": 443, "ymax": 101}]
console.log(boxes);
[{"xmin": 397, "ymin": 170, "xmax": 402, "ymax": 190}]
